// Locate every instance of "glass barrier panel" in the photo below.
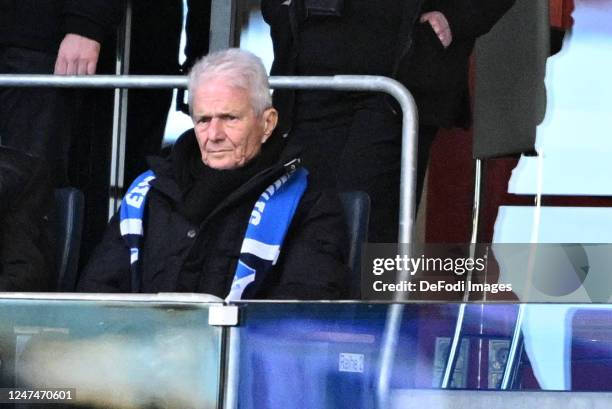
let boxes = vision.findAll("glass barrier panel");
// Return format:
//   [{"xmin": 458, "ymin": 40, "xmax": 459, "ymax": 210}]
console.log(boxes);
[
  {"xmin": 0, "ymin": 298, "xmax": 222, "ymax": 409},
  {"xmin": 233, "ymin": 302, "xmax": 612, "ymax": 409}
]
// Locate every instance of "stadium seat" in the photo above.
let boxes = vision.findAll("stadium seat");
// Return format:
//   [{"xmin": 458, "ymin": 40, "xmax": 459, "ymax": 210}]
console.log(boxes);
[
  {"xmin": 338, "ymin": 191, "xmax": 370, "ymax": 298},
  {"xmin": 54, "ymin": 187, "xmax": 85, "ymax": 291}
]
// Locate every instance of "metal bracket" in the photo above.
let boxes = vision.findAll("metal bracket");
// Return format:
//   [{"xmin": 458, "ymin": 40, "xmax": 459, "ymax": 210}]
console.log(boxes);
[{"xmin": 209, "ymin": 305, "xmax": 240, "ymax": 327}]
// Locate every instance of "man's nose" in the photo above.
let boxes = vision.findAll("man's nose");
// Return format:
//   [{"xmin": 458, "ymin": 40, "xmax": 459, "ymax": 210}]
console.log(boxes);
[{"xmin": 208, "ymin": 117, "xmax": 225, "ymax": 140}]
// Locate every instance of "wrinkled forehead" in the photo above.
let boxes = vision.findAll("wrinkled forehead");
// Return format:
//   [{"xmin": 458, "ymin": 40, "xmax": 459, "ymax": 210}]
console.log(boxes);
[
  {"xmin": 192, "ymin": 77, "xmax": 256, "ymax": 113},
  {"xmin": 196, "ymin": 73, "xmax": 255, "ymax": 103}
]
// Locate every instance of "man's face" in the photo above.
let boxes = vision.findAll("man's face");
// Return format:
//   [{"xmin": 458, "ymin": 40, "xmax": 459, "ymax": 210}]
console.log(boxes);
[{"xmin": 191, "ymin": 76, "xmax": 277, "ymax": 170}]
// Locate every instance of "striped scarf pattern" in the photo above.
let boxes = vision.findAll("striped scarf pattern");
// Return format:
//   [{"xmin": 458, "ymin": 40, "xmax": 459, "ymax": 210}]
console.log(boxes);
[{"xmin": 120, "ymin": 167, "xmax": 308, "ymax": 298}]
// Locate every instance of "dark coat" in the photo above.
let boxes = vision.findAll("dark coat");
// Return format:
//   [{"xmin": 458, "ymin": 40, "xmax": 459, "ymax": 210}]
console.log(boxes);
[
  {"xmin": 399, "ymin": 0, "xmax": 517, "ymax": 128},
  {"xmin": 78, "ymin": 131, "xmax": 350, "ymax": 300},
  {"xmin": 262, "ymin": 0, "xmax": 515, "ymax": 129},
  {"xmin": 0, "ymin": 146, "xmax": 55, "ymax": 291},
  {"xmin": 0, "ymin": 0, "xmax": 122, "ymax": 53}
]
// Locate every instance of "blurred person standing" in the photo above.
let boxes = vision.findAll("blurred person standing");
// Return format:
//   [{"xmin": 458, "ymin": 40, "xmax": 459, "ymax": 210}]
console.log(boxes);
[
  {"xmin": 262, "ymin": 0, "xmax": 515, "ymax": 242},
  {"xmin": 0, "ymin": 0, "xmax": 122, "ymax": 186}
]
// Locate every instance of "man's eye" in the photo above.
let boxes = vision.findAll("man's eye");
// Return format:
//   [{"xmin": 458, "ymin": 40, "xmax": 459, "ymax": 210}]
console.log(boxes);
[{"xmin": 198, "ymin": 117, "xmax": 211, "ymax": 124}]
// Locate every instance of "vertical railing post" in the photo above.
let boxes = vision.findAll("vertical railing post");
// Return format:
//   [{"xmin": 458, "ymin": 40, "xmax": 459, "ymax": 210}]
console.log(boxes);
[
  {"xmin": 209, "ymin": 0, "xmax": 239, "ymax": 52},
  {"xmin": 440, "ymin": 159, "xmax": 484, "ymax": 388},
  {"xmin": 221, "ymin": 327, "xmax": 240, "ymax": 409},
  {"xmin": 108, "ymin": 0, "xmax": 132, "ymax": 219}
]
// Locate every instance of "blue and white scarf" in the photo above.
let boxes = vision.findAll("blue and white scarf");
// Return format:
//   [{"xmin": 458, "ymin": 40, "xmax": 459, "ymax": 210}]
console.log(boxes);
[
  {"xmin": 119, "ymin": 170, "xmax": 156, "ymax": 292},
  {"xmin": 119, "ymin": 167, "xmax": 308, "ymax": 298},
  {"xmin": 226, "ymin": 167, "xmax": 308, "ymax": 300}
]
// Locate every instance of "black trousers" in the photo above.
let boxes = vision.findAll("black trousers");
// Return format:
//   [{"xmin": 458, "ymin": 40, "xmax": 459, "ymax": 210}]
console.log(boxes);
[
  {"xmin": 0, "ymin": 46, "xmax": 72, "ymax": 185},
  {"xmin": 286, "ymin": 105, "xmax": 438, "ymax": 243},
  {"xmin": 286, "ymin": 105, "xmax": 401, "ymax": 243},
  {"xmin": 415, "ymin": 124, "xmax": 439, "ymax": 207}
]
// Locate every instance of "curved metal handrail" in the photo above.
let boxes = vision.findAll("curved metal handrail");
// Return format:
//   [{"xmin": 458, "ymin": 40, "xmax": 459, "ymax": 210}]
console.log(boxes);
[{"xmin": 0, "ymin": 73, "xmax": 417, "ymax": 409}]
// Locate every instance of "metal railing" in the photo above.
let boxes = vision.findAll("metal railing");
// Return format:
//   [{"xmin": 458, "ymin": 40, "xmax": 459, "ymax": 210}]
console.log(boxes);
[{"xmin": 0, "ymin": 74, "xmax": 418, "ymax": 242}]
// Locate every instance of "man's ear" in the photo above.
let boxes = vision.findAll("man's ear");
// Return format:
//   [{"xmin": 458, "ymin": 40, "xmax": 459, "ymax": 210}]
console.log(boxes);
[{"xmin": 261, "ymin": 108, "xmax": 278, "ymax": 143}]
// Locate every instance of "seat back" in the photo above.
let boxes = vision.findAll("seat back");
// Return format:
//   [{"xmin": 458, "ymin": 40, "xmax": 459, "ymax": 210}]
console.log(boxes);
[
  {"xmin": 338, "ymin": 191, "xmax": 370, "ymax": 298},
  {"xmin": 54, "ymin": 187, "xmax": 85, "ymax": 291}
]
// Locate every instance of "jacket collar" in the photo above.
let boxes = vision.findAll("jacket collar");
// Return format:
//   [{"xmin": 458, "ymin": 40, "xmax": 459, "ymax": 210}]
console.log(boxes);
[{"xmin": 146, "ymin": 129, "xmax": 303, "ymax": 211}]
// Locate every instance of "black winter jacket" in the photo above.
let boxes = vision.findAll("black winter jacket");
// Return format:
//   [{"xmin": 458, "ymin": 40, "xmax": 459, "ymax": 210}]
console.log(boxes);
[
  {"xmin": 78, "ymin": 131, "xmax": 350, "ymax": 299},
  {"xmin": 0, "ymin": 0, "xmax": 122, "ymax": 53},
  {"xmin": 0, "ymin": 146, "xmax": 55, "ymax": 291},
  {"xmin": 398, "ymin": 0, "xmax": 516, "ymax": 128}
]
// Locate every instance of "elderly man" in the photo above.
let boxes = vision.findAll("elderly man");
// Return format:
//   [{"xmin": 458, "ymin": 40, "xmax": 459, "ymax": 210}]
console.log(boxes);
[{"xmin": 78, "ymin": 49, "xmax": 349, "ymax": 300}]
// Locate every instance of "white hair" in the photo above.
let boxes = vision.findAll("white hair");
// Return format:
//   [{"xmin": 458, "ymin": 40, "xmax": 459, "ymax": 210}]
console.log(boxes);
[{"xmin": 188, "ymin": 48, "xmax": 272, "ymax": 116}]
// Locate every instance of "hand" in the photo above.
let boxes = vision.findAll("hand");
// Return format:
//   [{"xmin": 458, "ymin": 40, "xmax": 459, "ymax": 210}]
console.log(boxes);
[
  {"xmin": 420, "ymin": 11, "xmax": 453, "ymax": 48},
  {"xmin": 54, "ymin": 34, "xmax": 101, "ymax": 75}
]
